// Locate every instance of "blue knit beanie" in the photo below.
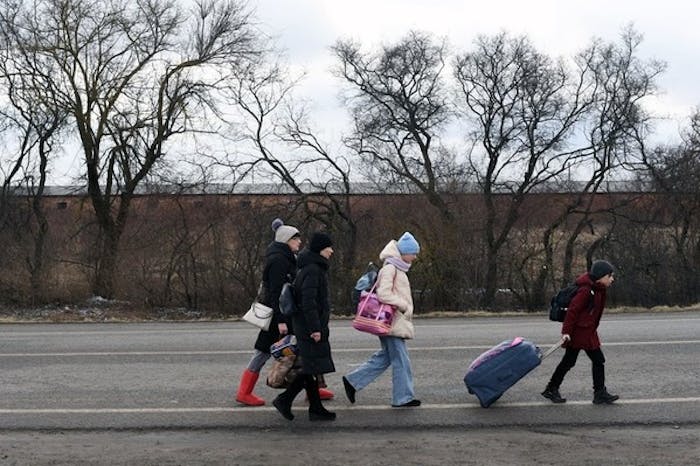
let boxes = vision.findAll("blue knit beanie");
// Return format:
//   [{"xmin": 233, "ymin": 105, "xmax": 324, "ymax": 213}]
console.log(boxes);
[{"xmin": 396, "ymin": 232, "xmax": 420, "ymax": 255}]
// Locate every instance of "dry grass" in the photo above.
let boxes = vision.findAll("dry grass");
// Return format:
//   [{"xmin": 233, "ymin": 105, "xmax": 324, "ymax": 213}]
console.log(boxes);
[{"xmin": 0, "ymin": 300, "xmax": 232, "ymax": 324}]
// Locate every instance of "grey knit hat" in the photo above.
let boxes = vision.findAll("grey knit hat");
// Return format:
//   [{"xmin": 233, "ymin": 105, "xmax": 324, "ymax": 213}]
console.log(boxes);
[
  {"xmin": 589, "ymin": 260, "xmax": 615, "ymax": 280},
  {"xmin": 271, "ymin": 218, "xmax": 300, "ymax": 243}
]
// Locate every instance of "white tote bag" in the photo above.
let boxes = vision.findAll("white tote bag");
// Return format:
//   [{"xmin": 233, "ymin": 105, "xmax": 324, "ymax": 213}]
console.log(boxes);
[
  {"xmin": 242, "ymin": 300, "xmax": 273, "ymax": 331},
  {"xmin": 242, "ymin": 282, "xmax": 273, "ymax": 331}
]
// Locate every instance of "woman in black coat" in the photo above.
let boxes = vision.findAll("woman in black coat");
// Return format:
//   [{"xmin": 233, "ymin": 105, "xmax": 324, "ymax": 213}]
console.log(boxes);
[
  {"xmin": 235, "ymin": 219, "xmax": 301, "ymax": 406},
  {"xmin": 272, "ymin": 232, "xmax": 336, "ymax": 421}
]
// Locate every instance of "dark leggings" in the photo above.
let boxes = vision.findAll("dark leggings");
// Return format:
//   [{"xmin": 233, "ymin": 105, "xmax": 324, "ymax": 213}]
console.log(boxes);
[{"xmin": 549, "ymin": 347, "xmax": 606, "ymax": 391}]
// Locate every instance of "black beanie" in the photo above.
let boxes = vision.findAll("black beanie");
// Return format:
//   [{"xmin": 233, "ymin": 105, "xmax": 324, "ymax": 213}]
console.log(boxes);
[
  {"xmin": 589, "ymin": 260, "xmax": 615, "ymax": 280},
  {"xmin": 309, "ymin": 232, "xmax": 333, "ymax": 253}
]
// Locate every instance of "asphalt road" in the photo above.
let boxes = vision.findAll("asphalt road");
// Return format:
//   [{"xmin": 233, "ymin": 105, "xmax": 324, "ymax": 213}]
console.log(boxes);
[{"xmin": 1, "ymin": 312, "xmax": 700, "ymax": 465}]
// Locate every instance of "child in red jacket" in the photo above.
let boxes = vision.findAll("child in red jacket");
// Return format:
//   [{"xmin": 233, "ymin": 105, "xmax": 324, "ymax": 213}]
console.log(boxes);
[{"xmin": 542, "ymin": 260, "xmax": 619, "ymax": 404}]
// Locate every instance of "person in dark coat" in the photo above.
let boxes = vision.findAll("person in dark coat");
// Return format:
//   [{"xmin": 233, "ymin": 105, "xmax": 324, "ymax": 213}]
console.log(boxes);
[
  {"xmin": 235, "ymin": 219, "xmax": 302, "ymax": 406},
  {"xmin": 542, "ymin": 260, "xmax": 620, "ymax": 405},
  {"xmin": 272, "ymin": 232, "xmax": 337, "ymax": 421}
]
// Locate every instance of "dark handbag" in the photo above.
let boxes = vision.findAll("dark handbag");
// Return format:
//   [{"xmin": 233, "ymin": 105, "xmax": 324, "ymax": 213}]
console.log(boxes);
[{"xmin": 279, "ymin": 282, "xmax": 298, "ymax": 316}]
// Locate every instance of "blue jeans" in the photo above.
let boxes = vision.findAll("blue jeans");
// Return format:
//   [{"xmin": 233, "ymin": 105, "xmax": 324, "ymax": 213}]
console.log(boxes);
[{"xmin": 345, "ymin": 336, "xmax": 415, "ymax": 405}]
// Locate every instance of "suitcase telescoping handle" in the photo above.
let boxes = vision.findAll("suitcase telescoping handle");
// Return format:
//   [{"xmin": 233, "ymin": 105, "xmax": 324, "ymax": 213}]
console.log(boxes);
[{"xmin": 540, "ymin": 337, "xmax": 567, "ymax": 360}]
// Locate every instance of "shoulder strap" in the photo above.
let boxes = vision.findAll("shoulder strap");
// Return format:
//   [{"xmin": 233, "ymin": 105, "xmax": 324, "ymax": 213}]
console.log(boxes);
[
  {"xmin": 379, "ymin": 264, "xmax": 399, "ymax": 292},
  {"xmin": 367, "ymin": 276, "xmax": 379, "ymax": 294},
  {"xmin": 583, "ymin": 286, "xmax": 595, "ymax": 312},
  {"xmin": 364, "ymin": 264, "xmax": 393, "ymax": 295}
]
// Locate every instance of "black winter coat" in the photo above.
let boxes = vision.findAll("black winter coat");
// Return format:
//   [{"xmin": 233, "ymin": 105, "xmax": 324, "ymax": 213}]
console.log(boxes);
[
  {"xmin": 253, "ymin": 242, "xmax": 297, "ymax": 353},
  {"xmin": 291, "ymin": 249, "xmax": 335, "ymax": 375}
]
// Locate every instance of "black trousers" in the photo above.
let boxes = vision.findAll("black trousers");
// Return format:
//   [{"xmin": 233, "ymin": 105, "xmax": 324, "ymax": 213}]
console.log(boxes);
[{"xmin": 549, "ymin": 347, "xmax": 606, "ymax": 391}]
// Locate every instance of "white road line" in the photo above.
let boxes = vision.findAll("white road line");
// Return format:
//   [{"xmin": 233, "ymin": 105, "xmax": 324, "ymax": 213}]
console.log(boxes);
[
  {"xmin": 418, "ymin": 317, "xmax": 700, "ymax": 327},
  {"xmin": 0, "ymin": 350, "xmax": 253, "ymax": 357},
  {"xmin": 1, "ymin": 397, "xmax": 699, "ymax": 414},
  {"xmin": 2, "ymin": 340, "xmax": 699, "ymax": 358},
  {"xmin": 2, "ymin": 316, "xmax": 699, "ymax": 337},
  {"xmin": 0, "ymin": 328, "xmax": 245, "ymax": 337}
]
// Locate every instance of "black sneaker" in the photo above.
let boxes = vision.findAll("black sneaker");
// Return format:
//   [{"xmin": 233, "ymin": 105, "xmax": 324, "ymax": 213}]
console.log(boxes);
[
  {"xmin": 342, "ymin": 376, "xmax": 356, "ymax": 404},
  {"xmin": 593, "ymin": 388, "xmax": 619, "ymax": 404},
  {"xmin": 309, "ymin": 408, "xmax": 337, "ymax": 421},
  {"xmin": 541, "ymin": 387, "xmax": 566, "ymax": 403},
  {"xmin": 392, "ymin": 399, "xmax": 421, "ymax": 407}
]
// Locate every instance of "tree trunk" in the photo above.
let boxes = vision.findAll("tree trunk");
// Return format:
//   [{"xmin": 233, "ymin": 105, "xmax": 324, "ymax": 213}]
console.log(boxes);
[
  {"xmin": 29, "ymin": 195, "xmax": 49, "ymax": 304},
  {"xmin": 91, "ymin": 196, "xmax": 131, "ymax": 299},
  {"xmin": 530, "ymin": 227, "xmax": 555, "ymax": 311},
  {"xmin": 482, "ymin": 247, "xmax": 498, "ymax": 309},
  {"xmin": 29, "ymin": 142, "xmax": 50, "ymax": 304},
  {"xmin": 93, "ymin": 229, "xmax": 119, "ymax": 298}
]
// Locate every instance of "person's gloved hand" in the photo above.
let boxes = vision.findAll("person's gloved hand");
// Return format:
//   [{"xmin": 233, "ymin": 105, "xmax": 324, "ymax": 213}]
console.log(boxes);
[{"xmin": 561, "ymin": 334, "xmax": 571, "ymax": 344}]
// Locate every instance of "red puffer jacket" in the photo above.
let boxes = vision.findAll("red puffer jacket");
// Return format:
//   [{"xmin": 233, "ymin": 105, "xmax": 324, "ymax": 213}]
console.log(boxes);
[{"xmin": 562, "ymin": 273, "xmax": 608, "ymax": 350}]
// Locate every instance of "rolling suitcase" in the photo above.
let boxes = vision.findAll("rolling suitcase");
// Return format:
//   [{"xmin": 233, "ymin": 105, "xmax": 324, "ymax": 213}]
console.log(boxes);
[{"xmin": 464, "ymin": 337, "xmax": 562, "ymax": 408}]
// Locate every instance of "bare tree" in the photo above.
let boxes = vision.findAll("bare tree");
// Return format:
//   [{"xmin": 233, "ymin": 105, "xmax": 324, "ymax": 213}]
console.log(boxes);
[
  {"xmin": 636, "ymin": 109, "xmax": 700, "ymax": 304},
  {"xmin": 220, "ymin": 51, "xmax": 364, "ymax": 303},
  {"xmin": 454, "ymin": 33, "xmax": 595, "ymax": 308},
  {"xmin": 528, "ymin": 28, "xmax": 665, "ymax": 309},
  {"xmin": 331, "ymin": 31, "xmax": 482, "ymax": 310},
  {"xmin": 333, "ymin": 31, "xmax": 456, "ymax": 221},
  {"xmin": 278, "ymin": 108, "xmax": 363, "ymax": 286},
  {"xmin": 0, "ymin": 15, "xmax": 68, "ymax": 302},
  {"xmin": 0, "ymin": 0, "xmax": 261, "ymax": 298},
  {"xmin": 453, "ymin": 28, "xmax": 663, "ymax": 308}
]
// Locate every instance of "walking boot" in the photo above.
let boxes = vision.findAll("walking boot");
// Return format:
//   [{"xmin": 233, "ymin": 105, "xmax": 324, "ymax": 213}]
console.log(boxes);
[
  {"xmin": 272, "ymin": 394, "xmax": 294, "ymax": 420},
  {"xmin": 541, "ymin": 385, "xmax": 566, "ymax": 403},
  {"xmin": 272, "ymin": 376, "xmax": 306, "ymax": 421},
  {"xmin": 235, "ymin": 369, "xmax": 265, "ymax": 406},
  {"xmin": 593, "ymin": 387, "xmax": 619, "ymax": 404},
  {"xmin": 306, "ymin": 375, "xmax": 336, "ymax": 421}
]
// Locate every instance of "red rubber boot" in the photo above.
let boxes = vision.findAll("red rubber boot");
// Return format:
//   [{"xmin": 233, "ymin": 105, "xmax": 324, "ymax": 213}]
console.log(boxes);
[{"xmin": 235, "ymin": 369, "xmax": 265, "ymax": 406}]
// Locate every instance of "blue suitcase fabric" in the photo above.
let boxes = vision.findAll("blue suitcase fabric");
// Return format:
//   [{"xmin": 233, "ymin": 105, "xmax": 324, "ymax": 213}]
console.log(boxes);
[{"xmin": 464, "ymin": 337, "xmax": 542, "ymax": 408}]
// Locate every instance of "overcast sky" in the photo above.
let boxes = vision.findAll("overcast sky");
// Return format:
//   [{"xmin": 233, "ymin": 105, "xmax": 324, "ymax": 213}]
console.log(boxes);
[
  {"xmin": 49, "ymin": 0, "xmax": 700, "ymax": 183},
  {"xmin": 253, "ymin": 0, "xmax": 700, "ymax": 142}
]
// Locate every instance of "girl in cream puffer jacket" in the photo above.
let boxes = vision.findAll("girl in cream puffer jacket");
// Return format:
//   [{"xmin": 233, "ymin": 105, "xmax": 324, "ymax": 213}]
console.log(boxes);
[
  {"xmin": 342, "ymin": 232, "xmax": 422, "ymax": 408},
  {"xmin": 375, "ymin": 239, "xmax": 415, "ymax": 339}
]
